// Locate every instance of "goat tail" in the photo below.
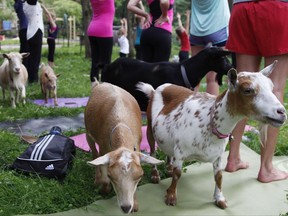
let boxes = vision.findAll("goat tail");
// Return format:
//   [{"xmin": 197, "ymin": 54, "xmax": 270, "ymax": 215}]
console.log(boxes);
[
  {"xmin": 39, "ymin": 62, "xmax": 45, "ymax": 69},
  {"xmin": 259, "ymin": 123, "xmax": 268, "ymax": 148},
  {"xmin": 91, "ymin": 77, "xmax": 100, "ymax": 88},
  {"xmin": 136, "ymin": 82, "xmax": 155, "ymax": 99}
]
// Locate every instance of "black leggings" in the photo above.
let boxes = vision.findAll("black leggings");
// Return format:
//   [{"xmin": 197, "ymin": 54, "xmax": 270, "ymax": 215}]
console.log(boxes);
[
  {"xmin": 89, "ymin": 36, "xmax": 113, "ymax": 82},
  {"xmin": 27, "ymin": 29, "xmax": 43, "ymax": 83},
  {"xmin": 47, "ymin": 38, "xmax": 56, "ymax": 62},
  {"xmin": 140, "ymin": 27, "xmax": 171, "ymax": 63}
]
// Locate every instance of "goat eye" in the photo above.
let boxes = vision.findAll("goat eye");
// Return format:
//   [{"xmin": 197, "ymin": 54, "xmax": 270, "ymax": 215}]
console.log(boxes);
[{"xmin": 243, "ymin": 88, "xmax": 255, "ymax": 95}]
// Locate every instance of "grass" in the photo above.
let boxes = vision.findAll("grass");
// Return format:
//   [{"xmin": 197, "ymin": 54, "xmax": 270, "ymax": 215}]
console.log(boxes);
[{"xmin": 0, "ymin": 43, "xmax": 287, "ymax": 215}]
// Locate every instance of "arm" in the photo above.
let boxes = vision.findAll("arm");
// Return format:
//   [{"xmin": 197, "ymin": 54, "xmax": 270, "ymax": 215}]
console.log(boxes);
[
  {"xmin": 176, "ymin": 12, "xmax": 184, "ymax": 32},
  {"xmin": 154, "ymin": 0, "xmax": 170, "ymax": 25},
  {"xmin": 122, "ymin": 18, "xmax": 128, "ymax": 37},
  {"xmin": 184, "ymin": 10, "xmax": 190, "ymax": 33},
  {"xmin": 127, "ymin": 0, "xmax": 151, "ymax": 28},
  {"xmin": 41, "ymin": 4, "xmax": 57, "ymax": 29}
]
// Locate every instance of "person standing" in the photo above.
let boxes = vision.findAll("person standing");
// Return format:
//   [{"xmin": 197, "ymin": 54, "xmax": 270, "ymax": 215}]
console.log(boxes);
[
  {"xmin": 87, "ymin": 0, "xmax": 115, "ymax": 83},
  {"xmin": 225, "ymin": 0, "xmax": 288, "ymax": 183},
  {"xmin": 190, "ymin": 0, "xmax": 230, "ymax": 95},
  {"xmin": 127, "ymin": 0, "xmax": 174, "ymax": 63},
  {"xmin": 42, "ymin": 4, "xmax": 58, "ymax": 68},
  {"xmin": 14, "ymin": 0, "xmax": 28, "ymax": 68},
  {"xmin": 23, "ymin": 0, "xmax": 44, "ymax": 83},
  {"xmin": 134, "ymin": 0, "xmax": 145, "ymax": 60},
  {"xmin": 117, "ymin": 18, "xmax": 129, "ymax": 58},
  {"xmin": 175, "ymin": 10, "xmax": 190, "ymax": 63}
]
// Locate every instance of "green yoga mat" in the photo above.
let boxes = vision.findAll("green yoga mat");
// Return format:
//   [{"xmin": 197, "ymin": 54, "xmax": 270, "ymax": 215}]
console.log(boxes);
[{"xmin": 23, "ymin": 144, "xmax": 288, "ymax": 216}]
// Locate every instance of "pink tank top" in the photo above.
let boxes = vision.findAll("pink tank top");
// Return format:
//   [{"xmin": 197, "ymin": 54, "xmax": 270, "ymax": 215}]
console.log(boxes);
[
  {"xmin": 147, "ymin": 0, "xmax": 174, "ymax": 33},
  {"xmin": 87, "ymin": 0, "xmax": 115, "ymax": 37}
]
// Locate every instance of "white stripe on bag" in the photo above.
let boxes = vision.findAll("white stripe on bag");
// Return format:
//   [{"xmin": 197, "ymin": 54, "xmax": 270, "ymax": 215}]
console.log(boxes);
[
  {"xmin": 37, "ymin": 135, "xmax": 55, "ymax": 160},
  {"xmin": 30, "ymin": 135, "xmax": 55, "ymax": 160}
]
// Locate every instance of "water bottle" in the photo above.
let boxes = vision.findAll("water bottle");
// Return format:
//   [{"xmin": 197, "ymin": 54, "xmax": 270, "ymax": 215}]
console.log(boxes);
[{"xmin": 49, "ymin": 126, "xmax": 62, "ymax": 135}]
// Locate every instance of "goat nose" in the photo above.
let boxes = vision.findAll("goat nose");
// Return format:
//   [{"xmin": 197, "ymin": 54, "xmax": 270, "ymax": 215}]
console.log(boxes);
[
  {"xmin": 15, "ymin": 68, "xmax": 20, "ymax": 73},
  {"xmin": 121, "ymin": 205, "xmax": 132, "ymax": 214},
  {"xmin": 277, "ymin": 108, "xmax": 287, "ymax": 117}
]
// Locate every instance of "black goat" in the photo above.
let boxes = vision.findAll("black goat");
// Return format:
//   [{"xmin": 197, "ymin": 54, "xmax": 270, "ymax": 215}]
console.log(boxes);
[{"xmin": 102, "ymin": 46, "xmax": 232, "ymax": 111}]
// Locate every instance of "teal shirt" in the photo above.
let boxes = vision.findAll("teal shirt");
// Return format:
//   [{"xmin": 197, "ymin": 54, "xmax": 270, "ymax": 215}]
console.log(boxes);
[{"xmin": 190, "ymin": 0, "xmax": 230, "ymax": 36}]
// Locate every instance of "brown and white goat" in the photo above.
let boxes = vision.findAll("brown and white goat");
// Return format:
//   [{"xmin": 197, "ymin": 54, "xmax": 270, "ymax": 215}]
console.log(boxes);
[
  {"xmin": 40, "ymin": 63, "xmax": 60, "ymax": 106},
  {"xmin": 137, "ymin": 61, "xmax": 287, "ymax": 209},
  {"xmin": 85, "ymin": 80, "xmax": 163, "ymax": 214},
  {"xmin": 0, "ymin": 52, "xmax": 29, "ymax": 108}
]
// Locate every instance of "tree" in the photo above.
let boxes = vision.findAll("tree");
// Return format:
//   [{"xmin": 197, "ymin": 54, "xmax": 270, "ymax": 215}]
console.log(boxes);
[{"xmin": 79, "ymin": 0, "xmax": 91, "ymax": 58}]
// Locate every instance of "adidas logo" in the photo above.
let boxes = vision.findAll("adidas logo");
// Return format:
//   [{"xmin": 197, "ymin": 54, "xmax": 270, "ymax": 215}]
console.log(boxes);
[{"xmin": 45, "ymin": 164, "xmax": 54, "ymax": 170}]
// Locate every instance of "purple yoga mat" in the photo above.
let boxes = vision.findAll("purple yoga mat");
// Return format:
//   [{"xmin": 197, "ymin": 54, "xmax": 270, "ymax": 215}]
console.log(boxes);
[
  {"xmin": 70, "ymin": 126, "xmax": 155, "ymax": 153},
  {"xmin": 32, "ymin": 97, "xmax": 89, "ymax": 108}
]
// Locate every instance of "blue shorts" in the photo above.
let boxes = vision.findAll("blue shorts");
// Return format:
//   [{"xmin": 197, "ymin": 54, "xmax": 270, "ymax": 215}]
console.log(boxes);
[{"xmin": 190, "ymin": 27, "xmax": 228, "ymax": 47}]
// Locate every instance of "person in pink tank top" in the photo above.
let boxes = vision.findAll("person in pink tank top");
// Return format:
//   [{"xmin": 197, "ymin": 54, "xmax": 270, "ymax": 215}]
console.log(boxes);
[
  {"xmin": 87, "ymin": 0, "xmax": 115, "ymax": 83},
  {"xmin": 128, "ymin": 0, "xmax": 174, "ymax": 62}
]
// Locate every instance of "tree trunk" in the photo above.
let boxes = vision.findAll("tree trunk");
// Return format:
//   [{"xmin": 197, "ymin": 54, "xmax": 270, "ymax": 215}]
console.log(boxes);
[
  {"xmin": 80, "ymin": 0, "xmax": 92, "ymax": 58},
  {"xmin": 126, "ymin": 0, "xmax": 135, "ymax": 58}
]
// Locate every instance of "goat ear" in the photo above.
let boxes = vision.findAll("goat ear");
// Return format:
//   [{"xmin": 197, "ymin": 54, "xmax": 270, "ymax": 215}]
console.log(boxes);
[
  {"xmin": 260, "ymin": 60, "xmax": 277, "ymax": 77},
  {"xmin": 228, "ymin": 68, "xmax": 238, "ymax": 89},
  {"xmin": 87, "ymin": 153, "xmax": 110, "ymax": 167},
  {"xmin": 2, "ymin": 53, "xmax": 10, "ymax": 60},
  {"xmin": 139, "ymin": 153, "xmax": 164, "ymax": 165},
  {"xmin": 21, "ymin": 53, "xmax": 30, "ymax": 58}
]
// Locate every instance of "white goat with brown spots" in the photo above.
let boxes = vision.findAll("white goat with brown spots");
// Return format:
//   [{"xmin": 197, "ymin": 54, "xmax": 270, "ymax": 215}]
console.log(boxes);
[
  {"xmin": 40, "ymin": 63, "xmax": 60, "ymax": 106},
  {"xmin": 137, "ymin": 61, "xmax": 287, "ymax": 209},
  {"xmin": 85, "ymin": 79, "xmax": 163, "ymax": 214},
  {"xmin": 0, "ymin": 52, "xmax": 29, "ymax": 108}
]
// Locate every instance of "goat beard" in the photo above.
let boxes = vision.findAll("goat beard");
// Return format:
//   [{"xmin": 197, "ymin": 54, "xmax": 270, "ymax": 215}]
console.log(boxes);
[{"xmin": 258, "ymin": 123, "xmax": 268, "ymax": 148}]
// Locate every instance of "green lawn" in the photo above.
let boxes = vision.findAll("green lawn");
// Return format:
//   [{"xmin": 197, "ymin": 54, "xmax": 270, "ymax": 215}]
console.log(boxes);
[{"xmin": 0, "ymin": 43, "xmax": 287, "ymax": 216}]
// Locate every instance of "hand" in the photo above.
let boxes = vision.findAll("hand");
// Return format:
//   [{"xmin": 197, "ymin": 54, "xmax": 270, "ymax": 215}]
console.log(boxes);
[
  {"xmin": 143, "ymin": 13, "xmax": 152, "ymax": 29},
  {"xmin": 154, "ymin": 14, "xmax": 170, "ymax": 26},
  {"xmin": 176, "ymin": 12, "xmax": 181, "ymax": 19}
]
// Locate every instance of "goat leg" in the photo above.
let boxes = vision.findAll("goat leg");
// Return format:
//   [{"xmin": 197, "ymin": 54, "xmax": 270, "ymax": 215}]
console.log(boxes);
[
  {"xmin": 147, "ymin": 122, "xmax": 160, "ymax": 183},
  {"xmin": 213, "ymin": 158, "xmax": 227, "ymax": 209},
  {"xmin": 165, "ymin": 167, "xmax": 182, "ymax": 206}
]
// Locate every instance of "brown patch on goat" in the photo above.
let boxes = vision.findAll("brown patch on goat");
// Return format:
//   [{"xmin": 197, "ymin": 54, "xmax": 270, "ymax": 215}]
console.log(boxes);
[
  {"xmin": 161, "ymin": 85, "xmax": 193, "ymax": 115},
  {"xmin": 226, "ymin": 76, "xmax": 259, "ymax": 117},
  {"xmin": 215, "ymin": 170, "xmax": 222, "ymax": 191}
]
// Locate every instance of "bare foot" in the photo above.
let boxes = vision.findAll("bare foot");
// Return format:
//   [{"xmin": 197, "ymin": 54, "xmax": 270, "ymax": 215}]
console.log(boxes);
[
  {"xmin": 225, "ymin": 159, "xmax": 249, "ymax": 172},
  {"xmin": 257, "ymin": 168, "xmax": 288, "ymax": 183}
]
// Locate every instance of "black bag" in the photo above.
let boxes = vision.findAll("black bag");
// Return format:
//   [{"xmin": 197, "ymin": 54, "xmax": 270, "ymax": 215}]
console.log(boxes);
[{"xmin": 11, "ymin": 132, "xmax": 76, "ymax": 179}]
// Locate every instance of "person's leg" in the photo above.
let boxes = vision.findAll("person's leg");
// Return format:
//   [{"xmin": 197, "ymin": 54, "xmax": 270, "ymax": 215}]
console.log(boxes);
[
  {"xmin": 27, "ymin": 29, "xmax": 42, "ymax": 83},
  {"xmin": 190, "ymin": 45, "xmax": 204, "ymax": 92},
  {"xmin": 205, "ymin": 72, "xmax": 219, "ymax": 95},
  {"xmin": 89, "ymin": 36, "xmax": 100, "ymax": 82},
  {"xmin": 99, "ymin": 37, "xmax": 113, "ymax": 81},
  {"xmin": 225, "ymin": 54, "xmax": 261, "ymax": 172},
  {"xmin": 152, "ymin": 29, "xmax": 171, "ymax": 62},
  {"xmin": 47, "ymin": 38, "xmax": 56, "ymax": 67},
  {"xmin": 140, "ymin": 29, "xmax": 154, "ymax": 62},
  {"xmin": 256, "ymin": 55, "xmax": 288, "ymax": 182}
]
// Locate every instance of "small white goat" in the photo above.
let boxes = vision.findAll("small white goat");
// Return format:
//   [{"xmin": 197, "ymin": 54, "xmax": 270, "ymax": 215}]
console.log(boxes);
[
  {"xmin": 137, "ymin": 61, "xmax": 287, "ymax": 209},
  {"xmin": 85, "ymin": 80, "xmax": 163, "ymax": 214},
  {"xmin": 0, "ymin": 52, "xmax": 29, "ymax": 108},
  {"xmin": 40, "ymin": 63, "xmax": 60, "ymax": 106}
]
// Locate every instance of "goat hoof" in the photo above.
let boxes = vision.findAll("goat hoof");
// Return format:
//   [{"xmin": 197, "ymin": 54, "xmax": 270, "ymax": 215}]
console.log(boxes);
[
  {"xmin": 165, "ymin": 194, "xmax": 177, "ymax": 206},
  {"xmin": 151, "ymin": 175, "xmax": 160, "ymax": 184},
  {"xmin": 216, "ymin": 200, "xmax": 228, "ymax": 209}
]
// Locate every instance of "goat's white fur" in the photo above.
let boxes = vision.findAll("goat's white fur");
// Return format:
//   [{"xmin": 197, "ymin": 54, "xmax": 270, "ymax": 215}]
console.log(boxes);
[
  {"xmin": 85, "ymin": 80, "xmax": 163, "ymax": 214},
  {"xmin": 0, "ymin": 52, "xmax": 29, "ymax": 108},
  {"xmin": 136, "ymin": 60, "xmax": 287, "ymax": 209}
]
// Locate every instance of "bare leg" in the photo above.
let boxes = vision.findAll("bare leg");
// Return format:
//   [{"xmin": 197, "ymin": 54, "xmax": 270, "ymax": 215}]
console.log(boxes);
[
  {"xmin": 257, "ymin": 55, "xmax": 288, "ymax": 182},
  {"xmin": 225, "ymin": 118, "xmax": 249, "ymax": 172},
  {"xmin": 206, "ymin": 71, "xmax": 219, "ymax": 95},
  {"xmin": 225, "ymin": 54, "xmax": 261, "ymax": 172}
]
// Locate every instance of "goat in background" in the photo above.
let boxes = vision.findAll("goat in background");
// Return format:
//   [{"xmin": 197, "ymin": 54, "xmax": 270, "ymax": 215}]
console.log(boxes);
[{"xmin": 0, "ymin": 52, "xmax": 29, "ymax": 108}]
